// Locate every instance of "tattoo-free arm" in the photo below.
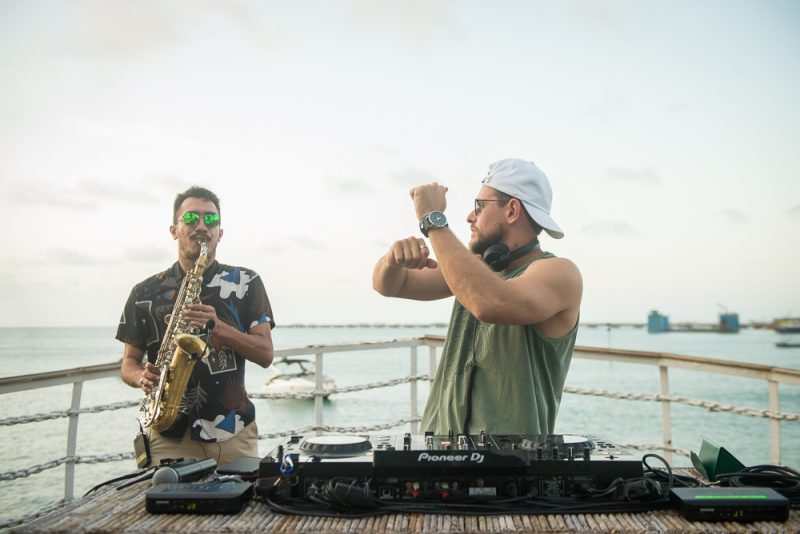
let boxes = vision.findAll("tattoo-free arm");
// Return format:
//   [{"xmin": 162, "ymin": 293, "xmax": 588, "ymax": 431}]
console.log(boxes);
[
  {"xmin": 372, "ymin": 236, "xmax": 452, "ymax": 300},
  {"xmin": 428, "ymin": 228, "xmax": 582, "ymax": 326},
  {"xmin": 210, "ymin": 321, "xmax": 274, "ymax": 368}
]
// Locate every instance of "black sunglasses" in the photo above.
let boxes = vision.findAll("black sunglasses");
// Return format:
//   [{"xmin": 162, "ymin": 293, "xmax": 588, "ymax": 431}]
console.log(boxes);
[{"xmin": 474, "ymin": 198, "xmax": 508, "ymax": 216}]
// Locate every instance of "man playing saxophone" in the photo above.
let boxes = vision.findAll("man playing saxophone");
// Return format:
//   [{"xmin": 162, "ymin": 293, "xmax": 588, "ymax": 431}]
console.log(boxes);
[{"xmin": 118, "ymin": 186, "xmax": 275, "ymax": 466}]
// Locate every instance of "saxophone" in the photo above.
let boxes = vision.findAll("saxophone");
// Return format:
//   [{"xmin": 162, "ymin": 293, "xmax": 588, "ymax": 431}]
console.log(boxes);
[{"xmin": 140, "ymin": 239, "xmax": 211, "ymax": 432}]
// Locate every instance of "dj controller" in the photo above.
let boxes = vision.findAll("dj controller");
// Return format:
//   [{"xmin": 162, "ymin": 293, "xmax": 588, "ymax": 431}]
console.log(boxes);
[{"xmin": 258, "ymin": 432, "xmax": 643, "ymax": 500}]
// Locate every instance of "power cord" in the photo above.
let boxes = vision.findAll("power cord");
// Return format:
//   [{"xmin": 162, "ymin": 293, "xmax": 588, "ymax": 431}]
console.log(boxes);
[
  {"xmin": 716, "ymin": 465, "xmax": 800, "ymax": 505},
  {"xmin": 641, "ymin": 453, "xmax": 705, "ymax": 490}
]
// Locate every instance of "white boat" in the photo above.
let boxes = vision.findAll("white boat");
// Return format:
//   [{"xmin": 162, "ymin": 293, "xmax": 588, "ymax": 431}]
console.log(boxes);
[{"xmin": 263, "ymin": 357, "xmax": 335, "ymax": 398}]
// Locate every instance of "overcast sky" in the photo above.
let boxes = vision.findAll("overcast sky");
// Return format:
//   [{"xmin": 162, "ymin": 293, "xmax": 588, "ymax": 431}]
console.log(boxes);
[{"xmin": 2, "ymin": 0, "xmax": 798, "ymax": 328}]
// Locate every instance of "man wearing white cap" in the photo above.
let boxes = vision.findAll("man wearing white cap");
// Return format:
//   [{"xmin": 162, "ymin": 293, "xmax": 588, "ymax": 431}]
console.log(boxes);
[{"xmin": 373, "ymin": 158, "xmax": 582, "ymax": 435}]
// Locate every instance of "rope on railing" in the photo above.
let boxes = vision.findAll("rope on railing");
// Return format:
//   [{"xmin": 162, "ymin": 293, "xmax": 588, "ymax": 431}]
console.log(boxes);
[
  {"xmin": 0, "ymin": 400, "xmax": 140, "ymax": 426},
  {"xmin": 250, "ymin": 374, "xmax": 433, "ymax": 400},
  {"xmin": 256, "ymin": 417, "xmax": 421, "ymax": 440},
  {"xmin": 563, "ymin": 386, "xmax": 800, "ymax": 422},
  {"xmin": 619, "ymin": 442, "xmax": 693, "ymax": 459},
  {"xmin": 0, "ymin": 453, "xmax": 134, "ymax": 482},
  {"xmin": 0, "ymin": 375, "xmax": 435, "ymax": 426},
  {"xmin": 4, "ymin": 380, "xmax": 795, "ymax": 432},
  {"xmin": 0, "ymin": 418, "xmax": 423, "ymax": 483}
]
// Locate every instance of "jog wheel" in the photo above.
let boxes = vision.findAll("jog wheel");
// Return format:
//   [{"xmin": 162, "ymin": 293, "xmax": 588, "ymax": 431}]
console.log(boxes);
[{"xmin": 299, "ymin": 435, "xmax": 373, "ymax": 457}]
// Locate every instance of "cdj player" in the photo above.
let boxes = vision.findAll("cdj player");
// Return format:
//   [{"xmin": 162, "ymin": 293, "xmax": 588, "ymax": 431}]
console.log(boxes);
[{"xmin": 258, "ymin": 432, "xmax": 643, "ymax": 501}]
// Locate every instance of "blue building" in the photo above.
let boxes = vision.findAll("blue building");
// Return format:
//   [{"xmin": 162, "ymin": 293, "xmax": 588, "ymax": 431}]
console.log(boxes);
[
  {"xmin": 648, "ymin": 310, "xmax": 670, "ymax": 333},
  {"xmin": 719, "ymin": 313, "xmax": 740, "ymax": 333}
]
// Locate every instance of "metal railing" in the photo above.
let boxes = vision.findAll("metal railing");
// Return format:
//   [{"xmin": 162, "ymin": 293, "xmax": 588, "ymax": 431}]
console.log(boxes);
[
  {"xmin": 2, "ymin": 335, "xmax": 800, "ymax": 527},
  {"xmin": 568, "ymin": 345, "xmax": 800, "ymax": 463}
]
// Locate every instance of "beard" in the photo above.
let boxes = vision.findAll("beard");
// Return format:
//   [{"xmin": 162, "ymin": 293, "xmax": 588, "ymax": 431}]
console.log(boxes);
[
  {"xmin": 181, "ymin": 236, "xmax": 213, "ymax": 262},
  {"xmin": 469, "ymin": 227, "xmax": 503, "ymax": 255}
]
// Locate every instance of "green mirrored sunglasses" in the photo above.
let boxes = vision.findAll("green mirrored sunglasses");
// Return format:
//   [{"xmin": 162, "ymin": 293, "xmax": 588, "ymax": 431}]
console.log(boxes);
[{"xmin": 181, "ymin": 211, "xmax": 221, "ymax": 227}]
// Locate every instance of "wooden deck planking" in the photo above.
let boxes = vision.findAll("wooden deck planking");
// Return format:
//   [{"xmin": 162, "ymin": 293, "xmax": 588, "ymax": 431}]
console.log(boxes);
[{"xmin": 13, "ymin": 477, "xmax": 799, "ymax": 533}]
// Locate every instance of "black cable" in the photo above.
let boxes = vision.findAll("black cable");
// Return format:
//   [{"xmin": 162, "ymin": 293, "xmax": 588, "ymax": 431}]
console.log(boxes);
[
  {"xmin": 641, "ymin": 453, "xmax": 704, "ymax": 489},
  {"xmin": 716, "ymin": 465, "xmax": 800, "ymax": 505},
  {"xmin": 260, "ymin": 471, "xmax": 672, "ymax": 517},
  {"xmin": 83, "ymin": 466, "xmax": 158, "ymax": 496}
]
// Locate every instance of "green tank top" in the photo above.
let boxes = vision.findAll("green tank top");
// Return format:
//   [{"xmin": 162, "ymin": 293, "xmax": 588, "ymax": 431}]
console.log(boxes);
[{"xmin": 420, "ymin": 252, "xmax": 578, "ymax": 435}]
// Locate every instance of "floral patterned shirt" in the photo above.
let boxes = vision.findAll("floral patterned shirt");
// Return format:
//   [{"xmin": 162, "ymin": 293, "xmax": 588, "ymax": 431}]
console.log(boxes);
[{"xmin": 117, "ymin": 260, "xmax": 274, "ymax": 442}]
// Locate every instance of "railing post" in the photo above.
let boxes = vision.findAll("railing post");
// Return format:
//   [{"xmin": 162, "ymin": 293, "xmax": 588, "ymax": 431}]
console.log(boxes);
[
  {"xmin": 410, "ymin": 346, "xmax": 418, "ymax": 434},
  {"xmin": 65, "ymin": 380, "xmax": 83, "ymax": 501},
  {"xmin": 659, "ymin": 365, "xmax": 672, "ymax": 464},
  {"xmin": 428, "ymin": 345, "xmax": 437, "ymax": 383},
  {"xmin": 768, "ymin": 380, "xmax": 781, "ymax": 464},
  {"xmin": 315, "ymin": 351, "xmax": 324, "ymax": 436}
]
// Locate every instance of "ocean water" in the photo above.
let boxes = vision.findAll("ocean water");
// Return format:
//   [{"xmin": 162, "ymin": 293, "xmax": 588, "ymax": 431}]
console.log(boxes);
[{"xmin": 1, "ymin": 324, "xmax": 798, "ymax": 524}]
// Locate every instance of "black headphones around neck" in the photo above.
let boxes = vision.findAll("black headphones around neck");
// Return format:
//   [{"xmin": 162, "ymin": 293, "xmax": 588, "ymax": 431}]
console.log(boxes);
[{"xmin": 482, "ymin": 238, "xmax": 540, "ymax": 272}]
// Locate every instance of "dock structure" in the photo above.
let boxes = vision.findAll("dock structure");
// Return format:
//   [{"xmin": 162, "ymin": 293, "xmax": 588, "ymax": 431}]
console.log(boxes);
[
  {"xmin": 648, "ymin": 310, "xmax": 670, "ymax": 333},
  {"xmin": 719, "ymin": 313, "xmax": 740, "ymax": 333},
  {"xmin": 646, "ymin": 311, "xmax": 740, "ymax": 334}
]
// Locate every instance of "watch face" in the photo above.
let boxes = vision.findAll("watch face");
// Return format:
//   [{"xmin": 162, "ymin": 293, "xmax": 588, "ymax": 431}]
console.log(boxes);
[{"xmin": 429, "ymin": 211, "xmax": 447, "ymax": 227}]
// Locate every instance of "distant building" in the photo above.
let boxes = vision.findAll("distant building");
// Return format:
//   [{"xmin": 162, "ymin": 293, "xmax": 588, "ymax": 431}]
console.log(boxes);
[
  {"xmin": 647, "ymin": 310, "xmax": 670, "ymax": 333},
  {"xmin": 719, "ymin": 313, "xmax": 740, "ymax": 333}
]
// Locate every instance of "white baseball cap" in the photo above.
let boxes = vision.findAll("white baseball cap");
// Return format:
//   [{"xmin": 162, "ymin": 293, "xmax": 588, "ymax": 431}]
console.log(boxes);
[{"xmin": 481, "ymin": 158, "xmax": 564, "ymax": 239}]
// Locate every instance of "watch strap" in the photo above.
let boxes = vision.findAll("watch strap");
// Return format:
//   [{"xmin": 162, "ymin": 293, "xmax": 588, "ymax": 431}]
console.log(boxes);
[{"xmin": 419, "ymin": 211, "xmax": 448, "ymax": 237}]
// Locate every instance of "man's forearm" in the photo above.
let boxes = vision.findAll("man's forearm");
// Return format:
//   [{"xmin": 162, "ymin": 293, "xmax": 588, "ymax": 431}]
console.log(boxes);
[
  {"xmin": 427, "ymin": 229, "xmax": 500, "ymax": 316},
  {"xmin": 120, "ymin": 355, "xmax": 145, "ymax": 388},
  {"xmin": 372, "ymin": 255, "xmax": 409, "ymax": 297},
  {"xmin": 212, "ymin": 322, "xmax": 274, "ymax": 368}
]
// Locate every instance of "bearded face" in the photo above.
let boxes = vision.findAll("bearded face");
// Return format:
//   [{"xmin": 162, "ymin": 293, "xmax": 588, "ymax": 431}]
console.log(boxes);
[
  {"xmin": 170, "ymin": 198, "xmax": 223, "ymax": 265},
  {"xmin": 469, "ymin": 225, "xmax": 503, "ymax": 256}
]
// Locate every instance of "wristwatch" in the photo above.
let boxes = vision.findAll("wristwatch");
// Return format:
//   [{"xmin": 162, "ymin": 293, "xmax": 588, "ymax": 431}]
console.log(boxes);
[{"xmin": 419, "ymin": 211, "xmax": 448, "ymax": 237}]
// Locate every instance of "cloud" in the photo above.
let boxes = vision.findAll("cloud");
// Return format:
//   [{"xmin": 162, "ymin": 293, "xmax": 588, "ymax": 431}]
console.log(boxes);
[
  {"xmin": 788, "ymin": 204, "xmax": 800, "ymax": 217},
  {"xmin": 581, "ymin": 94, "xmax": 630, "ymax": 122},
  {"xmin": 565, "ymin": 2, "xmax": 624, "ymax": 25},
  {"xmin": 122, "ymin": 246, "xmax": 173, "ymax": 263},
  {"xmin": 143, "ymin": 175, "xmax": 196, "ymax": 192},
  {"xmin": 192, "ymin": 0, "xmax": 294, "ymax": 51},
  {"xmin": 391, "ymin": 166, "xmax": 437, "ymax": 186},
  {"xmin": 47, "ymin": 248, "xmax": 103, "ymax": 266},
  {"xmin": 718, "ymin": 208, "xmax": 748, "ymax": 224},
  {"xmin": 604, "ymin": 166, "xmax": 661, "ymax": 185},
  {"xmin": 258, "ymin": 243, "xmax": 287, "ymax": 255},
  {"xmin": 5, "ymin": 180, "xmax": 158, "ymax": 209},
  {"xmin": 369, "ymin": 238, "xmax": 391, "ymax": 249},
  {"xmin": 328, "ymin": 179, "xmax": 376, "ymax": 196},
  {"xmin": 367, "ymin": 144, "xmax": 396, "ymax": 156},
  {"xmin": 293, "ymin": 236, "xmax": 328, "ymax": 250},
  {"xmin": 345, "ymin": 1, "xmax": 459, "ymax": 48},
  {"xmin": 58, "ymin": 1, "xmax": 293, "ymax": 64},
  {"xmin": 79, "ymin": 181, "xmax": 159, "ymax": 203},
  {"xmin": 61, "ymin": 2, "xmax": 179, "ymax": 61},
  {"xmin": 34, "ymin": 245, "xmax": 167, "ymax": 266},
  {"xmin": 6, "ymin": 182, "xmax": 96, "ymax": 210},
  {"xmin": 580, "ymin": 221, "xmax": 638, "ymax": 237}
]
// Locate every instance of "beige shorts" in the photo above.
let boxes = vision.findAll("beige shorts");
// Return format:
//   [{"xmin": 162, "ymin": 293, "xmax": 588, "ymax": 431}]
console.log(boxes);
[{"xmin": 145, "ymin": 422, "xmax": 259, "ymax": 468}]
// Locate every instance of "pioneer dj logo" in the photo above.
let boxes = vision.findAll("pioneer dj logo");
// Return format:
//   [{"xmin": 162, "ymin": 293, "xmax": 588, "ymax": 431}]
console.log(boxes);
[{"xmin": 417, "ymin": 452, "xmax": 485, "ymax": 464}]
